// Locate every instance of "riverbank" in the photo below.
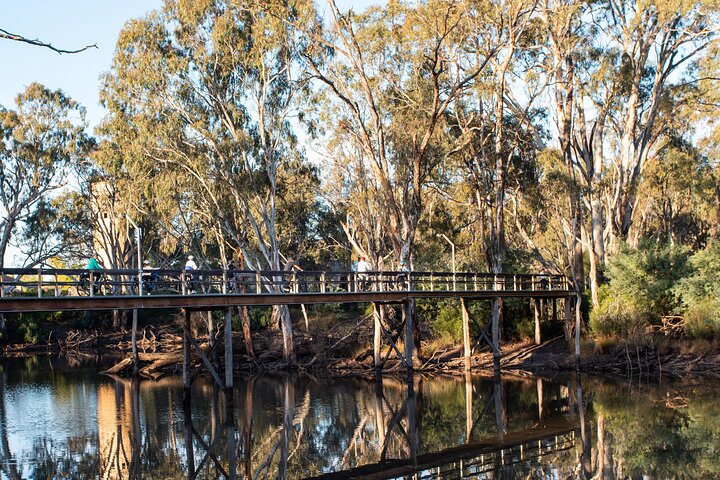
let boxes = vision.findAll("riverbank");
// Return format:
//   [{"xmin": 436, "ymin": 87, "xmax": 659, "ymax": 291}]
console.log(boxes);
[{"xmin": 3, "ymin": 321, "xmax": 720, "ymax": 379}]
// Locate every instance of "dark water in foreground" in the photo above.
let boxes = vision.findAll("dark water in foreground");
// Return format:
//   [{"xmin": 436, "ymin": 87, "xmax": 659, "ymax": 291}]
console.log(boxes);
[{"xmin": 0, "ymin": 356, "xmax": 719, "ymax": 479}]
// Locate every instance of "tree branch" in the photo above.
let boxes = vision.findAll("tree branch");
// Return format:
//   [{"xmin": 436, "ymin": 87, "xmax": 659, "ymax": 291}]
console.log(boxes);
[{"xmin": 0, "ymin": 28, "xmax": 97, "ymax": 54}]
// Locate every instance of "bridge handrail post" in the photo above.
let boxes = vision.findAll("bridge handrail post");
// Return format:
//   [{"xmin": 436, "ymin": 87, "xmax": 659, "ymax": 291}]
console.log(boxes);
[
  {"xmin": 37, "ymin": 268, "xmax": 43, "ymax": 298},
  {"xmin": 256, "ymin": 271, "xmax": 262, "ymax": 293},
  {"xmin": 54, "ymin": 271, "xmax": 60, "ymax": 297},
  {"xmin": 292, "ymin": 271, "xmax": 298, "ymax": 293},
  {"xmin": 407, "ymin": 272, "xmax": 412, "ymax": 291},
  {"xmin": 222, "ymin": 269, "xmax": 228, "ymax": 294},
  {"xmin": 474, "ymin": 274, "xmax": 478, "ymax": 291},
  {"xmin": 430, "ymin": 273, "xmax": 434, "ymax": 292},
  {"xmin": 0, "ymin": 270, "xmax": 4, "ymax": 298},
  {"xmin": 181, "ymin": 271, "xmax": 187, "ymax": 295},
  {"xmin": 549, "ymin": 275, "xmax": 553, "ymax": 291},
  {"xmin": 320, "ymin": 272, "xmax": 326, "ymax": 293},
  {"xmin": 531, "ymin": 274, "xmax": 536, "ymax": 291},
  {"xmin": 89, "ymin": 271, "xmax": 95, "ymax": 297},
  {"xmin": 493, "ymin": 274, "xmax": 498, "ymax": 292}
]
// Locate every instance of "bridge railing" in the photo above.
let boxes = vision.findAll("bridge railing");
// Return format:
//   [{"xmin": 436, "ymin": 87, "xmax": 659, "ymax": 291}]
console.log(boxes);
[{"xmin": 0, "ymin": 268, "xmax": 570, "ymax": 298}]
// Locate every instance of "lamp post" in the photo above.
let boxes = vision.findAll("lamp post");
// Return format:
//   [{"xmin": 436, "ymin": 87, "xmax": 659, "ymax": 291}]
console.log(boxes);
[
  {"xmin": 126, "ymin": 215, "xmax": 142, "ymax": 296},
  {"xmin": 436, "ymin": 233, "xmax": 456, "ymax": 291}
]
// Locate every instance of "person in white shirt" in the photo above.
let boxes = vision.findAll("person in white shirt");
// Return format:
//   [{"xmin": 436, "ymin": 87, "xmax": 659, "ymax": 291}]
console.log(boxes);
[
  {"xmin": 356, "ymin": 256, "xmax": 369, "ymax": 290},
  {"xmin": 184, "ymin": 255, "xmax": 198, "ymax": 293}
]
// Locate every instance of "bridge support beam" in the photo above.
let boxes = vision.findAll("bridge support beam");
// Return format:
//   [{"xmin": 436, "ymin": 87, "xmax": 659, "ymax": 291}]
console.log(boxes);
[
  {"xmin": 533, "ymin": 299, "xmax": 541, "ymax": 345},
  {"xmin": 465, "ymin": 371, "xmax": 473, "ymax": 442},
  {"xmin": 574, "ymin": 294, "xmax": 581, "ymax": 365},
  {"xmin": 460, "ymin": 298, "xmax": 471, "ymax": 371},
  {"xmin": 183, "ymin": 308, "xmax": 191, "ymax": 391},
  {"xmin": 491, "ymin": 298, "xmax": 501, "ymax": 369},
  {"xmin": 131, "ymin": 309, "xmax": 138, "ymax": 374},
  {"xmin": 372, "ymin": 303, "xmax": 381, "ymax": 369},
  {"xmin": 224, "ymin": 308, "xmax": 233, "ymax": 390},
  {"xmin": 564, "ymin": 297, "xmax": 572, "ymax": 341},
  {"xmin": 403, "ymin": 299, "xmax": 417, "ymax": 369}
]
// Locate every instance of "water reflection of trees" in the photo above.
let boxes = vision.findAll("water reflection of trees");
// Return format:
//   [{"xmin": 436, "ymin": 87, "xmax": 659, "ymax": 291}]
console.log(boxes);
[{"xmin": 2, "ymin": 359, "xmax": 720, "ymax": 478}]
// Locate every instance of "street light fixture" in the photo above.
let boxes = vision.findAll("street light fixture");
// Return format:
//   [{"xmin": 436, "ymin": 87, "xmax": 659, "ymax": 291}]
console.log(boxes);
[{"xmin": 436, "ymin": 233, "xmax": 456, "ymax": 291}]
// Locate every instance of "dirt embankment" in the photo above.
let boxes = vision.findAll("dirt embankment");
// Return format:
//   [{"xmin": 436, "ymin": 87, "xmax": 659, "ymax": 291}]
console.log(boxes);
[{"xmin": 3, "ymin": 319, "xmax": 720, "ymax": 379}]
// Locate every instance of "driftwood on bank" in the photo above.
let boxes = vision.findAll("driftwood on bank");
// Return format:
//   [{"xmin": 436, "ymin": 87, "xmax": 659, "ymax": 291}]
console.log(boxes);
[{"xmin": 5, "ymin": 311, "xmax": 720, "ymax": 379}]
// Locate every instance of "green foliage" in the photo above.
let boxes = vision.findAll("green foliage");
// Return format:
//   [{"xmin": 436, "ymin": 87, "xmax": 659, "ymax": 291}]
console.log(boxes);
[
  {"xmin": 591, "ymin": 243, "xmax": 691, "ymax": 338},
  {"xmin": 606, "ymin": 242, "xmax": 690, "ymax": 317},
  {"xmin": 590, "ymin": 285, "xmax": 649, "ymax": 339},
  {"xmin": 17, "ymin": 319, "xmax": 40, "ymax": 344},
  {"xmin": 418, "ymin": 299, "xmax": 489, "ymax": 342},
  {"xmin": 248, "ymin": 307, "xmax": 274, "ymax": 330},
  {"xmin": 512, "ymin": 316, "xmax": 536, "ymax": 341},
  {"xmin": 675, "ymin": 243, "xmax": 720, "ymax": 339},
  {"xmin": 683, "ymin": 297, "xmax": 720, "ymax": 339},
  {"xmin": 432, "ymin": 301, "xmax": 463, "ymax": 342}
]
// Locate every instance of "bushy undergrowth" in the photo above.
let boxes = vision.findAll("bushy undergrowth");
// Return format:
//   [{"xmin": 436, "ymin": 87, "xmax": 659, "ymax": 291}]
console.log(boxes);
[
  {"xmin": 591, "ymin": 242, "xmax": 690, "ymax": 339},
  {"xmin": 592, "ymin": 242, "xmax": 720, "ymax": 340},
  {"xmin": 675, "ymin": 243, "xmax": 720, "ymax": 339},
  {"xmin": 417, "ymin": 299, "xmax": 490, "ymax": 342}
]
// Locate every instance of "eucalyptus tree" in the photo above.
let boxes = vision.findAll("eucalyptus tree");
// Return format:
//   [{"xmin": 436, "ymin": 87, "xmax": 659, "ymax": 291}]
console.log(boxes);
[
  {"xmin": 0, "ymin": 83, "xmax": 89, "ymax": 269},
  {"xmin": 446, "ymin": 0, "xmax": 541, "ymax": 349},
  {"xmin": 307, "ymin": 0, "xmax": 500, "ymax": 268},
  {"xmin": 525, "ymin": 0, "xmax": 719, "ymax": 307},
  {"xmin": 0, "ymin": 83, "xmax": 89, "ymax": 334},
  {"xmin": 99, "ymin": 0, "xmax": 322, "ymax": 364}
]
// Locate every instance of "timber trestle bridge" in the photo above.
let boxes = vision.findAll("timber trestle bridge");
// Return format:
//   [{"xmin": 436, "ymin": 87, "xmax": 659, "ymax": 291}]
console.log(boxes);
[{"xmin": 1, "ymin": 268, "xmax": 573, "ymax": 388}]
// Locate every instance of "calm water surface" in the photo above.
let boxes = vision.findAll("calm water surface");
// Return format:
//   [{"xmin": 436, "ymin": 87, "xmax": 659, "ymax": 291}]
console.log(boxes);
[{"xmin": 0, "ymin": 356, "xmax": 718, "ymax": 479}]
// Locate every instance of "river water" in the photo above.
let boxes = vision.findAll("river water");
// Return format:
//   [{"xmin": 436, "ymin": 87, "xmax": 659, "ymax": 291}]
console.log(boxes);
[{"xmin": 0, "ymin": 356, "xmax": 718, "ymax": 479}]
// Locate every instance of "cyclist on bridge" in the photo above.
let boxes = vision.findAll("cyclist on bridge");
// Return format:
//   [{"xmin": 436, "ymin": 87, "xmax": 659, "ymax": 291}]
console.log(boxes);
[{"xmin": 87, "ymin": 256, "xmax": 103, "ymax": 271}]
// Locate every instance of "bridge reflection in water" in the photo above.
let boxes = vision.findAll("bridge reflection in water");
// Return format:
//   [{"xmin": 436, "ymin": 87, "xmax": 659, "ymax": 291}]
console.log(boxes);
[{"xmin": 0, "ymin": 364, "xmax": 590, "ymax": 479}]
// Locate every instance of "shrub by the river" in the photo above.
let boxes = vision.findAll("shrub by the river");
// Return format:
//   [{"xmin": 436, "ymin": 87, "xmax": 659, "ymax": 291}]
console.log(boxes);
[
  {"xmin": 590, "ymin": 285, "xmax": 649, "ymax": 339},
  {"xmin": 418, "ymin": 299, "xmax": 489, "ymax": 343},
  {"xmin": 422, "ymin": 299, "xmax": 463, "ymax": 342},
  {"xmin": 676, "ymin": 243, "xmax": 720, "ymax": 339},
  {"xmin": 590, "ymin": 242, "xmax": 690, "ymax": 339}
]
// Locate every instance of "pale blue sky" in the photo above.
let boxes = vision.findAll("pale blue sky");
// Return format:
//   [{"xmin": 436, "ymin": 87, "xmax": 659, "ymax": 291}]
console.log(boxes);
[
  {"xmin": 1, "ymin": 0, "xmax": 378, "ymax": 266},
  {"xmin": 0, "ymin": 1, "xmax": 164, "ymax": 129},
  {"xmin": 0, "ymin": 0, "xmax": 377, "ymax": 130}
]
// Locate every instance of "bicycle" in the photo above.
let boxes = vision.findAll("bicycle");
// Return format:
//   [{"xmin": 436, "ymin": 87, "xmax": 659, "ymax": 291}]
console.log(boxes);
[
  {"xmin": 130, "ymin": 271, "xmax": 162, "ymax": 295},
  {"xmin": 77, "ymin": 272, "xmax": 112, "ymax": 296}
]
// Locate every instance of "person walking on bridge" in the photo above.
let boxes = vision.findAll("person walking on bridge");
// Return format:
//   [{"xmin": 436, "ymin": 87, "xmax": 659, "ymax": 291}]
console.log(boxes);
[
  {"xmin": 357, "ymin": 256, "xmax": 369, "ymax": 291},
  {"xmin": 184, "ymin": 255, "xmax": 198, "ymax": 293},
  {"xmin": 142, "ymin": 259, "xmax": 159, "ymax": 294}
]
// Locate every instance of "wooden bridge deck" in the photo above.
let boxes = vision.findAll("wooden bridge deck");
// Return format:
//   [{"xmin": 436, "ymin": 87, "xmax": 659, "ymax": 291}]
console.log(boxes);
[{"xmin": 0, "ymin": 268, "xmax": 571, "ymax": 313}]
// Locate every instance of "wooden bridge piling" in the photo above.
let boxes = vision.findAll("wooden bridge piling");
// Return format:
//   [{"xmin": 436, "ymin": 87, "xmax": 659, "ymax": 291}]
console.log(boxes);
[
  {"xmin": 533, "ymin": 299, "xmax": 541, "ymax": 345},
  {"xmin": 491, "ymin": 298, "xmax": 501, "ymax": 369},
  {"xmin": 460, "ymin": 298, "xmax": 471, "ymax": 371},
  {"xmin": 403, "ymin": 300, "xmax": 415, "ymax": 369},
  {"xmin": 373, "ymin": 303, "xmax": 381, "ymax": 369},
  {"xmin": 224, "ymin": 308, "xmax": 233, "ymax": 389},
  {"xmin": 131, "ymin": 309, "xmax": 138, "ymax": 374},
  {"xmin": 183, "ymin": 308, "xmax": 191, "ymax": 391}
]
